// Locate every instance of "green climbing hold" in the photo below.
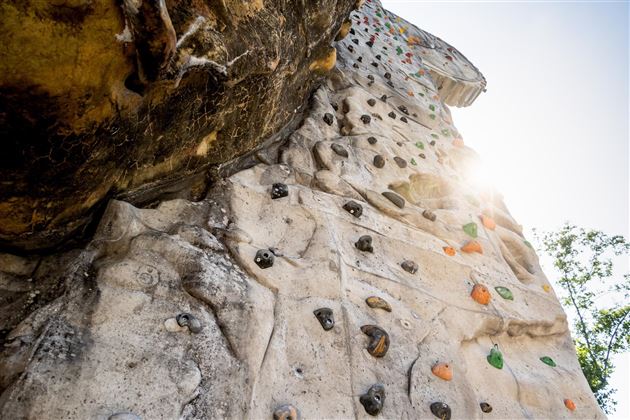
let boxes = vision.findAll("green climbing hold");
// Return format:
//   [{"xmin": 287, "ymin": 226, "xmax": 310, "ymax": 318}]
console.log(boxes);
[
  {"xmin": 524, "ymin": 240, "xmax": 533, "ymax": 248},
  {"xmin": 495, "ymin": 286, "xmax": 513, "ymax": 300},
  {"xmin": 410, "ymin": 158, "xmax": 417, "ymax": 166},
  {"xmin": 419, "ymin": 92, "xmax": 425, "ymax": 97},
  {"xmin": 430, "ymin": 133, "xmax": 439, "ymax": 139},
  {"xmin": 429, "ymin": 104, "xmax": 436, "ymax": 111},
  {"xmin": 463, "ymin": 222, "xmax": 478, "ymax": 238},
  {"xmin": 441, "ymin": 129, "xmax": 450, "ymax": 136},
  {"xmin": 540, "ymin": 356, "xmax": 556, "ymax": 367},
  {"xmin": 487, "ymin": 345, "xmax": 503, "ymax": 369},
  {"xmin": 429, "ymin": 114, "xmax": 436, "ymax": 120},
  {"xmin": 415, "ymin": 141, "xmax": 424, "ymax": 150}
]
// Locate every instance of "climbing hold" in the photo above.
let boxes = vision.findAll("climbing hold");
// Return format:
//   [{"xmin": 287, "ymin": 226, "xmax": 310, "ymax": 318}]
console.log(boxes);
[
  {"xmin": 271, "ymin": 183, "xmax": 289, "ymax": 199},
  {"xmin": 564, "ymin": 399, "xmax": 576, "ymax": 411},
  {"xmin": 431, "ymin": 362, "xmax": 453, "ymax": 381},
  {"xmin": 471, "ymin": 284, "xmax": 491, "ymax": 305},
  {"xmin": 430, "ymin": 140, "xmax": 436, "ymax": 146},
  {"xmin": 415, "ymin": 141, "xmax": 425, "ymax": 150},
  {"xmin": 487, "ymin": 344, "xmax": 504, "ymax": 369},
  {"xmin": 400, "ymin": 116, "xmax": 408, "ymax": 123},
  {"xmin": 255, "ymin": 249, "xmax": 275, "ymax": 269},
  {"xmin": 430, "ymin": 402, "xmax": 451, "ymax": 420},
  {"xmin": 273, "ymin": 404, "xmax": 300, "ymax": 420},
  {"xmin": 461, "ymin": 240, "xmax": 483, "ymax": 254},
  {"xmin": 398, "ymin": 105, "xmax": 409, "ymax": 115},
  {"xmin": 480, "ymin": 215, "xmax": 496, "ymax": 230},
  {"xmin": 367, "ymin": 136, "xmax": 377, "ymax": 144},
  {"xmin": 361, "ymin": 114, "xmax": 371, "ymax": 124},
  {"xmin": 542, "ymin": 284, "xmax": 551, "ymax": 293},
  {"xmin": 355, "ymin": 235, "xmax": 374, "ymax": 253},
  {"xmin": 309, "ymin": 47, "xmax": 336, "ymax": 74},
  {"xmin": 367, "ymin": 98, "xmax": 376, "ymax": 107},
  {"xmin": 366, "ymin": 296, "xmax": 392, "ymax": 312},
  {"xmin": 410, "ymin": 158, "xmax": 417, "ymax": 166},
  {"xmin": 175, "ymin": 313, "xmax": 202, "ymax": 334},
  {"xmin": 382, "ymin": 191, "xmax": 405, "ymax": 208},
  {"xmin": 373, "ymin": 155, "xmax": 385, "ymax": 168},
  {"xmin": 443, "ymin": 246, "xmax": 456, "ymax": 256},
  {"xmin": 384, "ymin": 72, "xmax": 391, "ymax": 79},
  {"xmin": 494, "ymin": 286, "xmax": 513, "ymax": 300},
  {"xmin": 313, "ymin": 308, "xmax": 334, "ymax": 331},
  {"xmin": 388, "ymin": 111, "xmax": 396, "ymax": 119},
  {"xmin": 480, "ymin": 402, "xmax": 492, "ymax": 413},
  {"xmin": 453, "ymin": 138, "xmax": 464, "ymax": 147},
  {"xmin": 419, "ymin": 153, "xmax": 426, "ymax": 159},
  {"xmin": 361, "ymin": 325, "xmax": 390, "ymax": 357},
  {"xmin": 343, "ymin": 201, "xmax": 363, "ymax": 218},
  {"xmin": 401, "ymin": 260, "xmax": 418, "ymax": 274},
  {"xmin": 380, "ymin": 94, "xmax": 388, "ymax": 102},
  {"xmin": 463, "ymin": 222, "xmax": 478, "ymax": 238},
  {"xmin": 331, "ymin": 143, "xmax": 349, "ymax": 158},
  {"xmin": 393, "ymin": 156, "xmax": 407, "ymax": 168},
  {"xmin": 540, "ymin": 356, "xmax": 556, "ymax": 367},
  {"xmin": 422, "ymin": 209, "xmax": 436, "ymax": 222},
  {"xmin": 335, "ymin": 20, "xmax": 352, "ymax": 41},
  {"xmin": 360, "ymin": 384, "xmax": 385, "ymax": 416},
  {"xmin": 323, "ymin": 113, "xmax": 334, "ymax": 126}
]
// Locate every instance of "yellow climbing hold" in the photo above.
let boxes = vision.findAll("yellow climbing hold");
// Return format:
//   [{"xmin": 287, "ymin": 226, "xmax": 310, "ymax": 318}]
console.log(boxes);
[
  {"xmin": 309, "ymin": 47, "xmax": 337, "ymax": 74},
  {"xmin": 543, "ymin": 284, "xmax": 551, "ymax": 293}
]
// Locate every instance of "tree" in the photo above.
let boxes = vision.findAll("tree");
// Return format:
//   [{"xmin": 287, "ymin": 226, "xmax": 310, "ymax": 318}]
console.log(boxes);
[{"xmin": 536, "ymin": 224, "xmax": 630, "ymax": 414}]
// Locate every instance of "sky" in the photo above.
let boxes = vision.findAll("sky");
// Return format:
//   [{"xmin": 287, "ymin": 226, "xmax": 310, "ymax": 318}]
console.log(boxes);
[{"xmin": 381, "ymin": 0, "xmax": 629, "ymax": 418}]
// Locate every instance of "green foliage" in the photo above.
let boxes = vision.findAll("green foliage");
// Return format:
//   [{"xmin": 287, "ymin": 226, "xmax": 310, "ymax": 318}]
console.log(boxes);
[{"xmin": 536, "ymin": 224, "xmax": 630, "ymax": 413}]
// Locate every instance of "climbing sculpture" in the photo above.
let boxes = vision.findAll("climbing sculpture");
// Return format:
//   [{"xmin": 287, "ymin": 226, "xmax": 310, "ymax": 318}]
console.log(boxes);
[{"xmin": 0, "ymin": 0, "xmax": 604, "ymax": 418}]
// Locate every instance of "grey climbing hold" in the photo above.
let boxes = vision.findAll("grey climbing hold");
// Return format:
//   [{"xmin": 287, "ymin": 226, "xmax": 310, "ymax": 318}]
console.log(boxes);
[
  {"xmin": 313, "ymin": 308, "xmax": 334, "ymax": 331},
  {"xmin": 360, "ymin": 384, "xmax": 385, "ymax": 416},
  {"xmin": 422, "ymin": 209, "xmax": 436, "ymax": 221},
  {"xmin": 367, "ymin": 98, "xmax": 376, "ymax": 106},
  {"xmin": 355, "ymin": 235, "xmax": 373, "ymax": 253},
  {"xmin": 331, "ymin": 143, "xmax": 348, "ymax": 158},
  {"xmin": 360, "ymin": 325, "xmax": 390, "ymax": 357},
  {"xmin": 367, "ymin": 136, "xmax": 377, "ymax": 144},
  {"xmin": 343, "ymin": 200, "xmax": 363, "ymax": 218},
  {"xmin": 176, "ymin": 313, "xmax": 203, "ymax": 334},
  {"xmin": 255, "ymin": 249, "xmax": 275, "ymax": 269},
  {"xmin": 373, "ymin": 155, "xmax": 385, "ymax": 168},
  {"xmin": 382, "ymin": 191, "xmax": 405, "ymax": 208},
  {"xmin": 393, "ymin": 156, "xmax": 407, "ymax": 168},
  {"xmin": 323, "ymin": 113, "xmax": 334, "ymax": 126},
  {"xmin": 361, "ymin": 114, "xmax": 371, "ymax": 124},
  {"xmin": 401, "ymin": 260, "xmax": 418, "ymax": 274},
  {"xmin": 271, "ymin": 183, "xmax": 289, "ymax": 199},
  {"xmin": 430, "ymin": 402, "xmax": 451, "ymax": 420},
  {"xmin": 273, "ymin": 404, "xmax": 300, "ymax": 420},
  {"xmin": 480, "ymin": 402, "xmax": 492, "ymax": 413}
]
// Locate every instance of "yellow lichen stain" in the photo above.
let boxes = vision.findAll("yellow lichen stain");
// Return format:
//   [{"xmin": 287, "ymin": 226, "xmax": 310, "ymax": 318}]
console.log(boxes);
[
  {"xmin": 335, "ymin": 20, "xmax": 352, "ymax": 41},
  {"xmin": 309, "ymin": 47, "xmax": 337, "ymax": 74},
  {"xmin": 196, "ymin": 130, "xmax": 218, "ymax": 156}
]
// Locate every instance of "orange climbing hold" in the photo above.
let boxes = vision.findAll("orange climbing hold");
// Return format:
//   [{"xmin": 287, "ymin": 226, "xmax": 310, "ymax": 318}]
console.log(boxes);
[
  {"xmin": 480, "ymin": 215, "xmax": 496, "ymax": 230},
  {"xmin": 564, "ymin": 399, "xmax": 576, "ymax": 411},
  {"xmin": 471, "ymin": 284, "xmax": 491, "ymax": 305},
  {"xmin": 461, "ymin": 240, "xmax": 483, "ymax": 254},
  {"xmin": 431, "ymin": 362, "xmax": 453, "ymax": 381},
  {"xmin": 452, "ymin": 138, "xmax": 465, "ymax": 147},
  {"xmin": 443, "ymin": 246, "xmax": 456, "ymax": 256}
]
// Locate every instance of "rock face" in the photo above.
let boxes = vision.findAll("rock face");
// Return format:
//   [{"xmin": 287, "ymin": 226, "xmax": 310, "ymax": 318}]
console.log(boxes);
[
  {"xmin": 0, "ymin": 0, "xmax": 355, "ymax": 250},
  {"xmin": 0, "ymin": 1, "xmax": 603, "ymax": 419}
]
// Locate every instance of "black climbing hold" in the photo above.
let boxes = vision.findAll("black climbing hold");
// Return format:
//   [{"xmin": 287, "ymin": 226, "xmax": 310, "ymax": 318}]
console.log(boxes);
[
  {"xmin": 400, "ymin": 116, "xmax": 408, "ymax": 123},
  {"xmin": 398, "ymin": 105, "xmax": 409, "ymax": 115},
  {"xmin": 366, "ymin": 41, "xmax": 374, "ymax": 48},
  {"xmin": 419, "ymin": 153, "xmax": 426, "ymax": 159},
  {"xmin": 375, "ymin": 54, "xmax": 381, "ymax": 60},
  {"xmin": 380, "ymin": 95, "xmax": 387, "ymax": 102},
  {"xmin": 347, "ymin": 45, "xmax": 354, "ymax": 53},
  {"xmin": 331, "ymin": 103, "xmax": 338, "ymax": 111},
  {"xmin": 323, "ymin": 113, "xmax": 334, "ymax": 126},
  {"xmin": 367, "ymin": 136, "xmax": 377, "ymax": 144},
  {"xmin": 343, "ymin": 200, "xmax": 363, "ymax": 217},
  {"xmin": 355, "ymin": 235, "xmax": 373, "ymax": 252},
  {"xmin": 176, "ymin": 313, "xmax": 203, "ymax": 334},
  {"xmin": 367, "ymin": 98, "xmax": 376, "ymax": 107},
  {"xmin": 361, "ymin": 114, "xmax": 371, "ymax": 124},
  {"xmin": 353, "ymin": 63, "xmax": 359, "ymax": 68},
  {"xmin": 360, "ymin": 384, "xmax": 385, "ymax": 416},
  {"xmin": 480, "ymin": 402, "xmax": 492, "ymax": 413},
  {"xmin": 352, "ymin": 38, "xmax": 359, "ymax": 45},
  {"xmin": 357, "ymin": 56, "xmax": 363, "ymax": 62},
  {"xmin": 255, "ymin": 249, "xmax": 275, "ymax": 269},
  {"xmin": 371, "ymin": 62, "xmax": 378, "ymax": 68},
  {"xmin": 373, "ymin": 155, "xmax": 385, "ymax": 168},
  {"xmin": 430, "ymin": 140, "xmax": 436, "ymax": 146},
  {"xmin": 413, "ymin": 113, "xmax": 418, "ymax": 117},
  {"xmin": 331, "ymin": 143, "xmax": 348, "ymax": 158},
  {"xmin": 271, "ymin": 183, "xmax": 289, "ymax": 199},
  {"xmin": 387, "ymin": 80, "xmax": 394, "ymax": 88},
  {"xmin": 393, "ymin": 156, "xmax": 407, "ymax": 168},
  {"xmin": 361, "ymin": 325, "xmax": 389, "ymax": 357},
  {"xmin": 349, "ymin": 28, "xmax": 355, "ymax": 35},
  {"xmin": 430, "ymin": 402, "xmax": 451, "ymax": 420},
  {"xmin": 401, "ymin": 260, "xmax": 418, "ymax": 274},
  {"xmin": 367, "ymin": 74, "xmax": 375, "ymax": 81},
  {"xmin": 384, "ymin": 72, "xmax": 391, "ymax": 79},
  {"xmin": 273, "ymin": 404, "xmax": 300, "ymax": 420},
  {"xmin": 422, "ymin": 209, "xmax": 436, "ymax": 221},
  {"xmin": 388, "ymin": 111, "xmax": 396, "ymax": 119},
  {"xmin": 313, "ymin": 308, "xmax": 334, "ymax": 331},
  {"xmin": 382, "ymin": 191, "xmax": 405, "ymax": 208}
]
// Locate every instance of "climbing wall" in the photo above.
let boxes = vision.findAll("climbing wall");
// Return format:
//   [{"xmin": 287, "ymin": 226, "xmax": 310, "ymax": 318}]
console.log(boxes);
[{"xmin": 0, "ymin": 0, "xmax": 604, "ymax": 419}]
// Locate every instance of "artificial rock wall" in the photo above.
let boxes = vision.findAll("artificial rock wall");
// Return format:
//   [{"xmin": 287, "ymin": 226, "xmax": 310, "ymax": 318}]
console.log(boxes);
[{"xmin": 0, "ymin": 0, "xmax": 604, "ymax": 419}]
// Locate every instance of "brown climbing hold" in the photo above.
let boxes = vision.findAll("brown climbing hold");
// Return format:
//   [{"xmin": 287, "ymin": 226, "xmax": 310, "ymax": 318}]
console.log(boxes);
[
  {"xmin": 422, "ymin": 209, "xmax": 436, "ymax": 222},
  {"xmin": 480, "ymin": 402, "xmax": 492, "ymax": 413},
  {"xmin": 382, "ymin": 191, "xmax": 405, "ymax": 208},
  {"xmin": 366, "ymin": 296, "xmax": 392, "ymax": 312},
  {"xmin": 380, "ymin": 94, "xmax": 388, "ymax": 102},
  {"xmin": 361, "ymin": 325, "xmax": 390, "ymax": 357},
  {"xmin": 361, "ymin": 114, "xmax": 371, "ymax": 124},
  {"xmin": 480, "ymin": 215, "xmax": 496, "ymax": 230},
  {"xmin": 393, "ymin": 156, "xmax": 407, "ymax": 168},
  {"xmin": 331, "ymin": 143, "xmax": 348, "ymax": 158},
  {"xmin": 443, "ymin": 246, "xmax": 456, "ymax": 256},
  {"xmin": 367, "ymin": 98, "xmax": 376, "ymax": 107},
  {"xmin": 461, "ymin": 240, "xmax": 483, "ymax": 254},
  {"xmin": 431, "ymin": 362, "xmax": 453, "ymax": 381},
  {"xmin": 401, "ymin": 260, "xmax": 418, "ymax": 274},
  {"xmin": 373, "ymin": 155, "xmax": 385, "ymax": 168},
  {"xmin": 273, "ymin": 404, "xmax": 300, "ymax": 420},
  {"xmin": 471, "ymin": 284, "xmax": 491, "ymax": 305},
  {"xmin": 564, "ymin": 399, "xmax": 576, "ymax": 411},
  {"xmin": 355, "ymin": 235, "xmax": 373, "ymax": 253}
]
